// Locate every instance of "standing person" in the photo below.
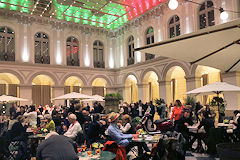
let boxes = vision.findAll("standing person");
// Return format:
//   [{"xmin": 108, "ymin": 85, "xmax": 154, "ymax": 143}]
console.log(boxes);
[
  {"xmin": 23, "ymin": 105, "xmax": 37, "ymax": 126},
  {"xmin": 170, "ymin": 100, "xmax": 185, "ymax": 129},
  {"xmin": 10, "ymin": 103, "xmax": 18, "ymax": 118},
  {"xmin": 195, "ymin": 102, "xmax": 203, "ymax": 121},
  {"xmin": 137, "ymin": 101, "xmax": 144, "ymax": 117}
]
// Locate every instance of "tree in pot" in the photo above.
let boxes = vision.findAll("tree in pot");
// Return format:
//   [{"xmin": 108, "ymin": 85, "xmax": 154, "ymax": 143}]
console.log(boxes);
[
  {"xmin": 210, "ymin": 96, "xmax": 226, "ymax": 123},
  {"xmin": 105, "ymin": 93, "xmax": 123, "ymax": 113}
]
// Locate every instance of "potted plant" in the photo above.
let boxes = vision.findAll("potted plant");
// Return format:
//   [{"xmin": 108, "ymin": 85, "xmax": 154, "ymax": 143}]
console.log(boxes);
[
  {"xmin": 105, "ymin": 93, "xmax": 123, "ymax": 113},
  {"xmin": 210, "ymin": 96, "xmax": 226, "ymax": 123},
  {"xmin": 184, "ymin": 96, "xmax": 196, "ymax": 112}
]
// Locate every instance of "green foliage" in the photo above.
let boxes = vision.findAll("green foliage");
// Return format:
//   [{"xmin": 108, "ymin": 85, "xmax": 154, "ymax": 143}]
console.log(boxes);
[
  {"xmin": 210, "ymin": 96, "xmax": 226, "ymax": 114},
  {"xmin": 155, "ymin": 98, "xmax": 165, "ymax": 105},
  {"xmin": 184, "ymin": 96, "xmax": 196, "ymax": 107},
  {"xmin": 105, "ymin": 93, "xmax": 123, "ymax": 100}
]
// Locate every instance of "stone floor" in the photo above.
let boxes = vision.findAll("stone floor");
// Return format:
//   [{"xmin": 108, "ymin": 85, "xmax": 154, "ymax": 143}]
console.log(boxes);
[{"xmin": 185, "ymin": 151, "xmax": 219, "ymax": 160}]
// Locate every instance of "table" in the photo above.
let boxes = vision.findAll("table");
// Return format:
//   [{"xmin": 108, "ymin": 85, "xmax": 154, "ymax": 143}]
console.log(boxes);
[
  {"xmin": 78, "ymin": 151, "xmax": 116, "ymax": 160},
  {"xmin": 131, "ymin": 134, "xmax": 162, "ymax": 143},
  {"xmin": 217, "ymin": 123, "xmax": 234, "ymax": 129},
  {"xmin": 28, "ymin": 134, "xmax": 46, "ymax": 156},
  {"xmin": 28, "ymin": 134, "xmax": 46, "ymax": 140}
]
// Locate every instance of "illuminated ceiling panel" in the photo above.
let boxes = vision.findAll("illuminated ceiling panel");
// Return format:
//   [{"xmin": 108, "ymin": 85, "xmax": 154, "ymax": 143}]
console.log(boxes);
[{"xmin": 0, "ymin": 0, "xmax": 166, "ymax": 30}]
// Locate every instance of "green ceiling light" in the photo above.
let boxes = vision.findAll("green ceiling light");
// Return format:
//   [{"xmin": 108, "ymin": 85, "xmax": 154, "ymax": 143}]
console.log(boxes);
[{"xmin": 0, "ymin": 0, "xmax": 6, "ymax": 8}]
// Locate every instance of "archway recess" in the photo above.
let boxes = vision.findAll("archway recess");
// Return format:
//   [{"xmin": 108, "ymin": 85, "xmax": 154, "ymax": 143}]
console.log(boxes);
[
  {"xmin": 143, "ymin": 71, "xmax": 159, "ymax": 102},
  {"xmin": 0, "ymin": 73, "xmax": 20, "ymax": 97},
  {"xmin": 125, "ymin": 75, "xmax": 138, "ymax": 103},
  {"xmin": 32, "ymin": 75, "xmax": 55, "ymax": 106},
  {"xmin": 92, "ymin": 78, "xmax": 108, "ymax": 96},
  {"xmin": 64, "ymin": 76, "xmax": 83, "ymax": 94},
  {"xmin": 166, "ymin": 66, "xmax": 187, "ymax": 104},
  {"xmin": 195, "ymin": 65, "xmax": 221, "ymax": 104}
]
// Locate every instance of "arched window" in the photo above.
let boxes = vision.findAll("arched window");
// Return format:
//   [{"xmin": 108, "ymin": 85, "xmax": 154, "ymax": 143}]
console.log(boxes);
[
  {"xmin": 127, "ymin": 35, "xmax": 134, "ymax": 66},
  {"xmin": 66, "ymin": 37, "xmax": 79, "ymax": 66},
  {"xmin": 145, "ymin": 27, "xmax": 155, "ymax": 60},
  {"xmin": 199, "ymin": 1, "xmax": 215, "ymax": 29},
  {"xmin": 93, "ymin": 40, "xmax": 104, "ymax": 68},
  {"xmin": 35, "ymin": 32, "xmax": 50, "ymax": 64},
  {"xmin": 169, "ymin": 15, "xmax": 180, "ymax": 38},
  {"xmin": 0, "ymin": 27, "xmax": 15, "ymax": 61}
]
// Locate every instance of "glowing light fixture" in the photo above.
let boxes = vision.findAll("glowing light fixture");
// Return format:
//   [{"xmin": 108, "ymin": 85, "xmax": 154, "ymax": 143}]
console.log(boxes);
[
  {"xmin": 168, "ymin": 0, "xmax": 178, "ymax": 10},
  {"xmin": 219, "ymin": 7, "xmax": 229, "ymax": 21}
]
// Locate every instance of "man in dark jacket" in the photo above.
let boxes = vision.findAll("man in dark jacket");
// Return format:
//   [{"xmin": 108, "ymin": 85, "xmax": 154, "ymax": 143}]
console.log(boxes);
[{"xmin": 36, "ymin": 132, "xmax": 78, "ymax": 160}]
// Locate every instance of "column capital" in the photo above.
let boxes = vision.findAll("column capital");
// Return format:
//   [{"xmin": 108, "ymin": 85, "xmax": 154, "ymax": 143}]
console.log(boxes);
[
  {"xmin": 158, "ymin": 80, "xmax": 171, "ymax": 85},
  {"xmin": 137, "ymin": 82, "xmax": 148, "ymax": 87},
  {"xmin": 185, "ymin": 76, "xmax": 201, "ymax": 82}
]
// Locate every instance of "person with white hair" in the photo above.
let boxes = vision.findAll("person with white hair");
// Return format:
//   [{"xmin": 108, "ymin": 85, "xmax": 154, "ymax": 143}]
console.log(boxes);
[{"xmin": 64, "ymin": 114, "xmax": 82, "ymax": 140}]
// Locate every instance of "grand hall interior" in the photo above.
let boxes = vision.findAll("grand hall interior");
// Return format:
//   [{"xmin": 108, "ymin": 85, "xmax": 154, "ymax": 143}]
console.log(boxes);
[{"xmin": 0, "ymin": 0, "xmax": 240, "ymax": 160}]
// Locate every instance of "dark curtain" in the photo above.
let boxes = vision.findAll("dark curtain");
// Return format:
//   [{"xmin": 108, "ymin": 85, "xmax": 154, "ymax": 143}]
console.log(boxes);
[
  {"xmin": 171, "ymin": 79, "xmax": 176, "ymax": 102},
  {"xmin": 92, "ymin": 87, "xmax": 104, "ymax": 97},
  {"xmin": 0, "ymin": 84, "xmax": 6, "ymax": 95},
  {"xmin": 73, "ymin": 86, "xmax": 80, "ymax": 93},
  {"xmin": 64, "ymin": 86, "xmax": 70, "ymax": 94},
  {"xmin": 8, "ymin": 84, "xmax": 18, "ymax": 97},
  {"xmin": 32, "ymin": 85, "xmax": 51, "ymax": 106},
  {"xmin": 202, "ymin": 74, "xmax": 208, "ymax": 105}
]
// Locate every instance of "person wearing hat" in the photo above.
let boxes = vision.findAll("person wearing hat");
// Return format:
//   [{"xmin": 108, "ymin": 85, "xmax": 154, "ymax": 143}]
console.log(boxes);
[
  {"xmin": 107, "ymin": 112, "xmax": 135, "ymax": 146},
  {"xmin": 108, "ymin": 112, "xmax": 149, "ymax": 155}
]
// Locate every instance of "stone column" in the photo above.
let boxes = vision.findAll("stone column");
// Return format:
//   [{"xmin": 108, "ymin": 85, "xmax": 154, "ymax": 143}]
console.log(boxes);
[
  {"xmin": 158, "ymin": 80, "xmax": 171, "ymax": 105},
  {"xmin": 185, "ymin": 76, "xmax": 202, "ymax": 102},
  {"xmin": 19, "ymin": 84, "xmax": 32, "ymax": 106},
  {"xmin": 52, "ymin": 86, "xmax": 65, "ymax": 106},
  {"xmin": 221, "ymin": 71, "xmax": 240, "ymax": 116},
  {"xmin": 137, "ymin": 83, "xmax": 148, "ymax": 103}
]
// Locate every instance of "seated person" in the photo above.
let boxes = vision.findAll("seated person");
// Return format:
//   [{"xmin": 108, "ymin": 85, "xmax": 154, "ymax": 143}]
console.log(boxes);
[
  {"xmin": 87, "ymin": 114, "xmax": 106, "ymax": 144},
  {"xmin": 44, "ymin": 115, "xmax": 55, "ymax": 132},
  {"xmin": 36, "ymin": 132, "xmax": 78, "ymax": 160},
  {"xmin": 197, "ymin": 111, "xmax": 215, "ymax": 135},
  {"xmin": 231, "ymin": 110, "xmax": 240, "ymax": 139},
  {"xmin": 118, "ymin": 114, "xmax": 135, "ymax": 134},
  {"xmin": 107, "ymin": 112, "xmax": 148, "ymax": 155},
  {"xmin": 176, "ymin": 109, "xmax": 193, "ymax": 149},
  {"xmin": 10, "ymin": 115, "xmax": 28, "ymax": 141},
  {"xmin": 64, "ymin": 114, "xmax": 83, "ymax": 140},
  {"xmin": 107, "ymin": 112, "xmax": 133, "ymax": 147}
]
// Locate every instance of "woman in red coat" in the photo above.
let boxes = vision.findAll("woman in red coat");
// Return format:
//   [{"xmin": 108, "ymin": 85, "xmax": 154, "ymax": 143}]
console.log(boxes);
[{"xmin": 170, "ymin": 100, "xmax": 185, "ymax": 129}]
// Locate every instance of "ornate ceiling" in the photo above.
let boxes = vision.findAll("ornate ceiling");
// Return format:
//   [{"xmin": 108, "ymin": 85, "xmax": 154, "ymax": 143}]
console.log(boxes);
[{"xmin": 0, "ymin": 0, "xmax": 166, "ymax": 30}]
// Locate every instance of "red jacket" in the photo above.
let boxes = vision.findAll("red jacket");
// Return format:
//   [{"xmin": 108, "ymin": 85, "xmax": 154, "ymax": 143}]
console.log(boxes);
[{"xmin": 103, "ymin": 141, "xmax": 127, "ymax": 160}]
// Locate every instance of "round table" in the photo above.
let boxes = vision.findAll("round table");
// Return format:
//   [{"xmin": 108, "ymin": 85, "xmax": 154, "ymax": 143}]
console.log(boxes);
[{"xmin": 78, "ymin": 151, "xmax": 116, "ymax": 160}]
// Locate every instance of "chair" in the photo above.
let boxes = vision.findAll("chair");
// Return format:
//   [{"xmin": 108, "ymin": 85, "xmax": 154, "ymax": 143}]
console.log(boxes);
[{"xmin": 102, "ymin": 141, "xmax": 127, "ymax": 160}]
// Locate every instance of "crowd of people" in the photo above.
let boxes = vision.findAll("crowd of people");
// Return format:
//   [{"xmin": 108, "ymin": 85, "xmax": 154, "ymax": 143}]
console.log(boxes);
[{"xmin": 0, "ymin": 99, "xmax": 240, "ymax": 159}]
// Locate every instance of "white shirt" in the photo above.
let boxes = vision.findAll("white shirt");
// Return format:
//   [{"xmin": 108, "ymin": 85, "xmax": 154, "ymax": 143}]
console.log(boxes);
[
  {"xmin": 64, "ymin": 121, "xmax": 83, "ymax": 139},
  {"xmin": 120, "ymin": 123, "xmax": 131, "ymax": 133},
  {"xmin": 24, "ymin": 111, "xmax": 37, "ymax": 126}
]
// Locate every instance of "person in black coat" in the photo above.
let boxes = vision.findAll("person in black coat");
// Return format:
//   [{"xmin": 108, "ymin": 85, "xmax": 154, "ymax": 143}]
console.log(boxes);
[
  {"xmin": 36, "ymin": 132, "xmax": 78, "ymax": 160},
  {"xmin": 87, "ymin": 114, "xmax": 106, "ymax": 145},
  {"xmin": 10, "ymin": 115, "xmax": 28, "ymax": 141}
]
